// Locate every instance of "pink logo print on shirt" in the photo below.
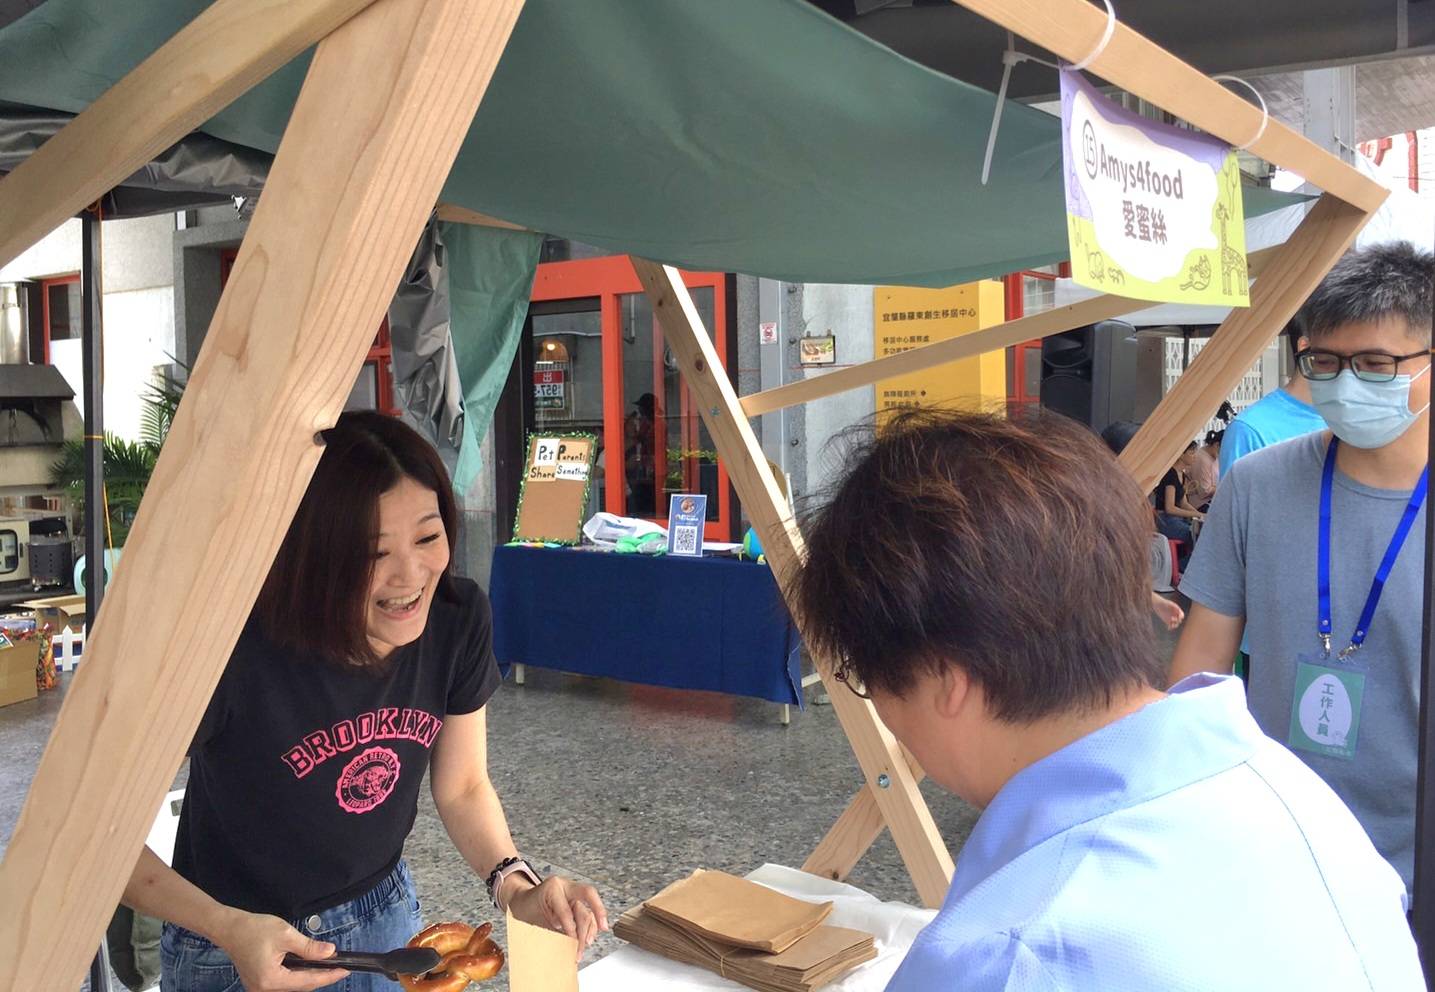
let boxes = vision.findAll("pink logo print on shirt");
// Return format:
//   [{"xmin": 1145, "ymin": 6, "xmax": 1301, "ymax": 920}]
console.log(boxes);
[{"xmin": 335, "ymin": 746, "xmax": 401, "ymax": 814}]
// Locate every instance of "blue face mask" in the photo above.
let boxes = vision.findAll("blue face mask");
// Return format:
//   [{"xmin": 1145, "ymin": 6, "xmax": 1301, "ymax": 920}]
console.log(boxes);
[{"xmin": 1308, "ymin": 365, "xmax": 1431, "ymax": 449}]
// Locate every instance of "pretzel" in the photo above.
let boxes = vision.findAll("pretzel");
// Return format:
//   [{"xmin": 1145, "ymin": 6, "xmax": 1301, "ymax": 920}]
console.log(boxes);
[{"xmin": 398, "ymin": 922, "xmax": 505, "ymax": 992}]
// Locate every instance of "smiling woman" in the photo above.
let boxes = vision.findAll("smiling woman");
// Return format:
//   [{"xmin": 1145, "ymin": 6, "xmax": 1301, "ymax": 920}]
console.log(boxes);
[
  {"xmin": 255, "ymin": 413, "xmax": 460, "ymax": 670},
  {"xmin": 119, "ymin": 412, "xmax": 609, "ymax": 992}
]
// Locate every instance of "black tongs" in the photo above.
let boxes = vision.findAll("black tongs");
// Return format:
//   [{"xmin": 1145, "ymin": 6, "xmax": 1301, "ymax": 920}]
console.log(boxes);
[{"xmin": 283, "ymin": 946, "xmax": 442, "ymax": 979}]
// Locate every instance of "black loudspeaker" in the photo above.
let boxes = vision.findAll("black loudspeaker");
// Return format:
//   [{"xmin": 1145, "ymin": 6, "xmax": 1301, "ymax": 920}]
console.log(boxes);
[{"xmin": 1039, "ymin": 320, "xmax": 1138, "ymax": 431}]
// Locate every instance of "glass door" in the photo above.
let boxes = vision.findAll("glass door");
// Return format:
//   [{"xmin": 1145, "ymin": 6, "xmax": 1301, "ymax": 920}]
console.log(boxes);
[
  {"xmin": 618, "ymin": 288, "xmax": 720, "ymax": 526},
  {"xmin": 528, "ymin": 300, "xmax": 604, "ymax": 522},
  {"xmin": 525, "ymin": 256, "xmax": 733, "ymax": 539}
]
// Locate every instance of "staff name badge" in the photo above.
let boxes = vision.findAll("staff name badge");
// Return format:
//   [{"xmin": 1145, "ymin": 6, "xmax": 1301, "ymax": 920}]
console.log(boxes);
[
  {"xmin": 1059, "ymin": 69, "xmax": 1248, "ymax": 307},
  {"xmin": 1287, "ymin": 657, "xmax": 1366, "ymax": 761},
  {"xmin": 666, "ymin": 494, "xmax": 707, "ymax": 557}
]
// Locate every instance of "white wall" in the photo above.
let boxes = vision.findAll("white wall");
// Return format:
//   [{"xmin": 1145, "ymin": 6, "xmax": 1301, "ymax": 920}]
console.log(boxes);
[
  {"xmin": 0, "ymin": 215, "xmax": 177, "ymax": 442},
  {"xmin": 0, "ymin": 217, "xmax": 81, "ymax": 283},
  {"xmin": 800, "ymin": 283, "xmax": 876, "ymax": 500}
]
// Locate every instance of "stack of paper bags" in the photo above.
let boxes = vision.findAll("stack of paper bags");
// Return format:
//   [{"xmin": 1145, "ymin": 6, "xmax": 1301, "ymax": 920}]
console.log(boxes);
[{"xmin": 614, "ymin": 869, "xmax": 876, "ymax": 991}]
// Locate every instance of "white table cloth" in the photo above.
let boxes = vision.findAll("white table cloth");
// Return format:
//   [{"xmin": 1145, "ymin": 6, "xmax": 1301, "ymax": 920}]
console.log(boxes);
[{"xmin": 579, "ymin": 864, "xmax": 935, "ymax": 992}]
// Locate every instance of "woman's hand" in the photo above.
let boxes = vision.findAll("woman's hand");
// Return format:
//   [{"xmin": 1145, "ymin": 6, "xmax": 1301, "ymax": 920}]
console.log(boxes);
[
  {"xmin": 214, "ymin": 910, "xmax": 348, "ymax": 992},
  {"xmin": 507, "ymin": 876, "xmax": 610, "ymax": 961},
  {"xmin": 1150, "ymin": 593, "xmax": 1185, "ymax": 631}
]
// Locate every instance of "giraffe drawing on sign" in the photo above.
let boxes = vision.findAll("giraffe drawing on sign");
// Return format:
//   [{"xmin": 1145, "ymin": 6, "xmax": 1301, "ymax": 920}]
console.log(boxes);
[{"xmin": 1215, "ymin": 171, "xmax": 1246, "ymax": 296}]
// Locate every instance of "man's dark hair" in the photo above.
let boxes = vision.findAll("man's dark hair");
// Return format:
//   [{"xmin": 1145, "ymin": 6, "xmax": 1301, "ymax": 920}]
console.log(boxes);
[
  {"xmin": 796, "ymin": 409, "xmax": 1161, "ymax": 721},
  {"xmin": 253, "ymin": 410, "xmax": 459, "ymax": 669},
  {"xmin": 1100, "ymin": 420, "xmax": 1141, "ymax": 457},
  {"xmin": 1300, "ymin": 242, "xmax": 1434, "ymax": 344}
]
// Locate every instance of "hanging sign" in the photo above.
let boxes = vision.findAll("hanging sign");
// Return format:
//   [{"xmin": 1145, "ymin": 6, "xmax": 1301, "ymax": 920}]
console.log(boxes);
[
  {"xmin": 533, "ymin": 368, "xmax": 566, "ymax": 409},
  {"xmin": 798, "ymin": 335, "xmax": 837, "ymax": 366},
  {"xmin": 1060, "ymin": 70, "xmax": 1248, "ymax": 307}
]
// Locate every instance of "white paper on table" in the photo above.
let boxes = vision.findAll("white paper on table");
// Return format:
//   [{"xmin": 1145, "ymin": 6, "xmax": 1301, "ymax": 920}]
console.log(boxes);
[{"xmin": 579, "ymin": 864, "xmax": 935, "ymax": 992}]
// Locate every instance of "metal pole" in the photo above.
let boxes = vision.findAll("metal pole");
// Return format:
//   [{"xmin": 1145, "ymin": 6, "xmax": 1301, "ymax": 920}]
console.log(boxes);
[
  {"xmin": 80, "ymin": 208, "xmax": 105, "ymax": 620},
  {"xmin": 1414, "ymin": 209, "xmax": 1435, "ymax": 985},
  {"xmin": 79, "ymin": 207, "xmax": 112, "ymax": 992}
]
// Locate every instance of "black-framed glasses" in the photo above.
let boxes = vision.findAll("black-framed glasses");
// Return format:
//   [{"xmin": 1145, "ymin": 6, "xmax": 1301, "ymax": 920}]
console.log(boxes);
[
  {"xmin": 833, "ymin": 666, "xmax": 872, "ymax": 700},
  {"xmin": 1295, "ymin": 347, "xmax": 1429, "ymax": 383}
]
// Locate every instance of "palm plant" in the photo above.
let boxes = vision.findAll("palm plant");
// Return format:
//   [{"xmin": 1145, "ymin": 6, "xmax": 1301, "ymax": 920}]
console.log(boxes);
[{"xmin": 51, "ymin": 368, "xmax": 186, "ymax": 545}]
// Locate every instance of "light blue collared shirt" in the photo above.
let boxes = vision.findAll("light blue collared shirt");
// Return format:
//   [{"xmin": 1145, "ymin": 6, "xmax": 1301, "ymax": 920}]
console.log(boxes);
[{"xmin": 886, "ymin": 675, "xmax": 1422, "ymax": 991}]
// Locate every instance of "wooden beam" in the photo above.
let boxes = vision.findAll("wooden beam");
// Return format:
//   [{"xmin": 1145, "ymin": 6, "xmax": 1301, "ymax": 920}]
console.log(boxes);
[
  {"xmin": 802, "ymin": 745, "xmax": 924, "ymax": 884},
  {"xmin": 0, "ymin": 0, "xmax": 382, "ymax": 271},
  {"xmin": 435, "ymin": 201, "xmax": 533, "ymax": 231},
  {"xmin": 740, "ymin": 246, "xmax": 1279, "ymax": 419},
  {"xmin": 1120, "ymin": 194, "xmax": 1373, "ymax": 492},
  {"xmin": 632, "ymin": 257, "xmax": 956, "ymax": 908},
  {"xmin": 951, "ymin": 0, "xmax": 1387, "ymax": 214},
  {"xmin": 0, "ymin": 1, "xmax": 525, "ymax": 989}
]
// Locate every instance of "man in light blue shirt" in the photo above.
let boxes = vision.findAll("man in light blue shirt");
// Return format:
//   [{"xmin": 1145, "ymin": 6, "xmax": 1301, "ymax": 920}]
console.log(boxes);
[
  {"xmin": 1219, "ymin": 317, "xmax": 1325, "ymax": 476},
  {"xmin": 794, "ymin": 408, "xmax": 1420, "ymax": 991}
]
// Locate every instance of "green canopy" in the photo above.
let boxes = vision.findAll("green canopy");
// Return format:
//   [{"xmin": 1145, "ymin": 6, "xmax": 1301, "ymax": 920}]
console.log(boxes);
[
  {"xmin": 0, "ymin": 0, "xmax": 1307, "ymax": 491},
  {"xmin": 0, "ymin": 0, "xmax": 1302, "ymax": 288}
]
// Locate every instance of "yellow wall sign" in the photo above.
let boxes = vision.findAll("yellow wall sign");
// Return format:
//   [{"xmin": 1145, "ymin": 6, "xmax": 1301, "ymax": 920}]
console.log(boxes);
[{"xmin": 873, "ymin": 280, "xmax": 1006, "ymax": 420}]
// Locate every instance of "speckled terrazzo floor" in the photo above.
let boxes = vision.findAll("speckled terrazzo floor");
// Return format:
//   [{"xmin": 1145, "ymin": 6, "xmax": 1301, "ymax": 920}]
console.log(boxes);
[
  {"xmin": 0, "ymin": 667, "xmax": 977, "ymax": 992},
  {"xmin": 4, "ymin": 605, "xmax": 1183, "ymax": 992}
]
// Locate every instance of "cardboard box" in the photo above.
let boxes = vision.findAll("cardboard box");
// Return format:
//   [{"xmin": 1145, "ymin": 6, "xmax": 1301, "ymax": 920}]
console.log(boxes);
[{"xmin": 0, "ymin": 640, "xmax": 39, "ymax": 707}]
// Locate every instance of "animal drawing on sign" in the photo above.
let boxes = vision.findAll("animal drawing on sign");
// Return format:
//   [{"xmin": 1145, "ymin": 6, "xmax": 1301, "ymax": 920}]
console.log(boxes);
[
  {"xmin": 1215, "ymin": 174, "xmax": 1247, "ymax": 295},
  {"xmin": 1086, "ymin": 248, "xmax": 1105, "ymax": 283},
  {"xmin": 1106, "ymin": 267, "xmax": 1126, "ymax": 287},
  {"xmin": 1179, "ymin": 255, "xmax": 1212, "ymax": 292}
]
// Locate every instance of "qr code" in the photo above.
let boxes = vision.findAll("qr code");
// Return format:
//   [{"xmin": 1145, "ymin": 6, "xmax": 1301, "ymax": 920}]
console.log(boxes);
[{"xmin": 673, "ymin": 527, "xmax": 699, "ymax": 554}]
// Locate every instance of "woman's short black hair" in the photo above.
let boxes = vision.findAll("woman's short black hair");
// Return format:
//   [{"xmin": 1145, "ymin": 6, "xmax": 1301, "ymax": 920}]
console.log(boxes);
[
  {"xmin": 253, "ymin": 411, "xmax": 459, "ymax": 668},
  {"xmin": 1100, "ymin": 420, "xmax": 1142, "ymax": 457}
]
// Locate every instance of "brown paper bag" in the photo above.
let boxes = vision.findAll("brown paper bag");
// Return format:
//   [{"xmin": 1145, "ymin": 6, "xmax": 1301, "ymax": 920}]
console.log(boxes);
[
  {"xmin": 506, "ymin": 911, "xmax": 578, "ymax": 992},
  {"xmin": 644, "ymin": 870, "xmax": 833, "ymax": 953}
]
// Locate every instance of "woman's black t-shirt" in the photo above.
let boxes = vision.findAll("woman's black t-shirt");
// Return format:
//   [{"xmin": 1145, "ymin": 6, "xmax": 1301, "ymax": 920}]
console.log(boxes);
[
  {"xmin": 1154, "ymin": 468, "xmax": 1186, "ymax": 511},
  {"xmin": 172, "ymin": 577, "xmax": 500, "ymax": 920}
]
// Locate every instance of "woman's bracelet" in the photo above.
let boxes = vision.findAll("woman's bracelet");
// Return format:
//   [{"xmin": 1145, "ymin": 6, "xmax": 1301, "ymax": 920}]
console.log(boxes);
[{"xmin": 486, "ymin": 856, "xmax": 543, "ymax": 912}]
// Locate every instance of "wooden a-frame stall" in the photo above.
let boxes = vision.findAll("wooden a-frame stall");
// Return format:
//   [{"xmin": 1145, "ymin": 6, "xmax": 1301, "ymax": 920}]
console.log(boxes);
[{"xmin": 0, "ymin": 1, "xmax": 1388, "ymax": 989}]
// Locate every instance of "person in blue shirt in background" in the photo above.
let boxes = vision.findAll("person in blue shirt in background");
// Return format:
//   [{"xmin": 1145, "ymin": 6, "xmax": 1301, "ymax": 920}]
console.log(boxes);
[
  {"xmin": 1219, "ymin": 316, "xmax": 1326, "ymax": 477},
  {"xmin": 795, "ymin": 408, "xmax": 1420, "ymax": 991}
]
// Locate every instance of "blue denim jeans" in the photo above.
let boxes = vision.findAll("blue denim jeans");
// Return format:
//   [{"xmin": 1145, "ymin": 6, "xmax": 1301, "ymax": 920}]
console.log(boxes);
[{"xmin": 161, "ymin": 860, "xmax": 422, "ymax": 992}]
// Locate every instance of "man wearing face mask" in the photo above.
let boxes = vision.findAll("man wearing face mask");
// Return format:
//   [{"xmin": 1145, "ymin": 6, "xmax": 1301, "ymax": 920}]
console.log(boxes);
[{"xmin": 1173, "ymin": 242, "xmax": 1434, "ymax": 900}]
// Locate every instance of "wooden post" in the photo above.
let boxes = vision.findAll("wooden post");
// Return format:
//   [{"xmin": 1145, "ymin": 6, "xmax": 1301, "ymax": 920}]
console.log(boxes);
[
  {"xmin": 1120, "ymin": 195, "xmax": 1373, "ymax": 491},
  {"xmin": 632, "ymin": 257, "xmax": 956, "ymax": 908},
  {"xmin": 802, "ymin": 746, "xmax": 924, "ymax": 885},
  {"xmin": 0, "ymin": 0, "xmax": 382, "ymax": 270},
  {"xmin": 0, "ymin": 1, "xmax": 525, "ymax": 988}
]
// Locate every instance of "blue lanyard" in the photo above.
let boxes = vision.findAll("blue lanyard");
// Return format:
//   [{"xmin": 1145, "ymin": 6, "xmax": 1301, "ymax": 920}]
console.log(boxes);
[{"xmin": 1318, "ymin": 437, "xmax": 1429, "ymax": 659}]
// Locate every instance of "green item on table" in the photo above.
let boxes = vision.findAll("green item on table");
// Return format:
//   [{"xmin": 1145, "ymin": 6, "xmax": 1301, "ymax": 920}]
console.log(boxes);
[{"xmin": 616, "ymin": 533, "xmax": 667, "ymax": 555}]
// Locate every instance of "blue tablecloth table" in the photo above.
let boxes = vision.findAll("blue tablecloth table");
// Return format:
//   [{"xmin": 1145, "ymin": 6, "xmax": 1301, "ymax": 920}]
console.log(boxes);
[{"xmin": 488, "ymin": 545, "xmax": 802, "ymax": 706}]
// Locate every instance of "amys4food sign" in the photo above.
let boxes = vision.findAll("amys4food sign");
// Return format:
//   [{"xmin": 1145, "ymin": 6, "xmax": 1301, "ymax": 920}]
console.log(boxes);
[{"xmin": 1061, "ymin": 70, "xmax": 1248, "ymax": 307}]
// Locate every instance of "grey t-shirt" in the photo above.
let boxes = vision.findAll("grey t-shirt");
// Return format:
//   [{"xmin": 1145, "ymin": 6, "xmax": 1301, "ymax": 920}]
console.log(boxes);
[{"xmin": 1181, "ymin": 430, "xmax": 1425, "ymax": 895}]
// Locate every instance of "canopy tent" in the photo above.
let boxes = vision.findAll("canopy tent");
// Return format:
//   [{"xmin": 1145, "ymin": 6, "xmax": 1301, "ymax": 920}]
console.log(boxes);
[
  {"xmin": 0, "ymin": 2, "xmax": 1400, "ymax": 990},
  {"xmin": 0, "ymin": 0, "xmax": 1305, "ymax": 289},
  {"xmin": 816, "ymin": 0, "xmax": 1435, "ymax": 102},
  {"xmin": 0, "ymin": 0, "xmax": 1304, "ymax": 491}
]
